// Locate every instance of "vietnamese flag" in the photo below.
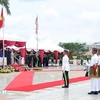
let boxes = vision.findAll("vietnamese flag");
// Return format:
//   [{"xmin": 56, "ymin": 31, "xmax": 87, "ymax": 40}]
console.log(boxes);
[{"xmin": 0, "ymin": 8, "xmax": 4, "ymax": 28}]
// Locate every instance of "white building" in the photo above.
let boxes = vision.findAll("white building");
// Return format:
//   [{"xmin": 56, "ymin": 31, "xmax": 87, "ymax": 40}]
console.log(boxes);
[{"xmin": 84, "ymin": 42, "xmax": 100, "ymax": 50}]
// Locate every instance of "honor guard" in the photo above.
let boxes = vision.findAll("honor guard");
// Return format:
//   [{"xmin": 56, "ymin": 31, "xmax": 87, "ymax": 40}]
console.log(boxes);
[
  {"xmin": 86, "ymin": 48, "xmax": 99, "ymax": 95},
  {"xmin": 62, "ymin": 50, "xmax": 70, "ymax": 88},
  {"xmin": 97, "ymin": 49, "xmax": 100, "ymax": 93}
]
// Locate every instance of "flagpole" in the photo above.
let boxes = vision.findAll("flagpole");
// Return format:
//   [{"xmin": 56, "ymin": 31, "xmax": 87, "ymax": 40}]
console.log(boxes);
[
  {"xmin": 36, "ymin": 28, "xmax": 38, "ymax": 51},
  {"xmin": 35, "ymin": 14, "xmax": 39, "ymax": 67},
  {"xmin": 2, "ymin": 25, "xmax": 5, "ymax": 68},
  {"xmin": 0, "ymin": 6, "xmax": 5, "ymax": 69},
  {"xmin": 36, "ymin": 31, "xmax": 39, "ymax": 67}
]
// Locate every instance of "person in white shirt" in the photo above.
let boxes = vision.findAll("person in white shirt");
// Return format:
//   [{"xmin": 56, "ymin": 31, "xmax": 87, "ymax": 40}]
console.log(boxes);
[
  {"xmin": 62, "ymin": 50, "xmax": 70, "ymax": 88},
  {"xmin": 86, "ymin": 48, "xmax": 99, "ymax": 95},
  {"xmin": 97, "ymin": 49, "xmax": 100, "ymax": 93}
]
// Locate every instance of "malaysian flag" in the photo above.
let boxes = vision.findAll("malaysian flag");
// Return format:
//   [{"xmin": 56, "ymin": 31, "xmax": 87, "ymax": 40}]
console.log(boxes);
[{"xmin": 35, "ymin": 15, "xmax": 38, "ymax": 34}]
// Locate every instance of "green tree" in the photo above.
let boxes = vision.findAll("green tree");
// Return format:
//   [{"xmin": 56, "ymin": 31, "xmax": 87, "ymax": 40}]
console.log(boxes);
[
  {"xmin": 0, "ymin": 0, "xmax": 11, "ymax": 15},
  {"xmin": 59, "ymin": 42, "xmax": 88, "ymax": 59}
]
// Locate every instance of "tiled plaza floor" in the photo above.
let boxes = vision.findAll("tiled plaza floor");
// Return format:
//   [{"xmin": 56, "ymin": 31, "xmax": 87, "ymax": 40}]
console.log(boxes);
[{"xmin": 0, "ymin": 65, "xmax": 100, "ymax": 100}]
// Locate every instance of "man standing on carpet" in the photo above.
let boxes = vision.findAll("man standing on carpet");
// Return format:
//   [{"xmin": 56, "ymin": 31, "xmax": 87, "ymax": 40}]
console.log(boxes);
[
  {"xmin": 97, "ymin": 49, "xmax": 100, "ymax": 93},
  {"xmin": 62, "ymin": 50, "xmax": 70, "ymax": 88},
  {"xmin": 86, "ymin": 48, "xmax": 99, "ymax": 95}
]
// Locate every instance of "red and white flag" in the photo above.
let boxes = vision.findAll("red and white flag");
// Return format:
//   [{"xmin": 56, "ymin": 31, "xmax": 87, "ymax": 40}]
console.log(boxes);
[
  {"xmin": 35, "ymin": 15, "xmax": 38, "ymax": 34},
  {"xmin": 0, "ymin": 8, "xmax": 4, "ymax": 28}
]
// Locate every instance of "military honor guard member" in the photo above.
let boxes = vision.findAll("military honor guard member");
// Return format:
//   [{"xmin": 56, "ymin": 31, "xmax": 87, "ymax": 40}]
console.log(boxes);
[
  {"xmin": 97, "ymin": 49, "xmax": 100, "ymax": 93},
  {"xmin": 62, "ymin": 50, "xmax": 70, "ymax": 88},
  {"xmin": 86, "ymin": 48, "xmax": 99, "ymax": 95}
]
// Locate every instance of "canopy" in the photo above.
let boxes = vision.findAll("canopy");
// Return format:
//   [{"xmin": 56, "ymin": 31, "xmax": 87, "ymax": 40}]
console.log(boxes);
[
  {"xmin": 0, "ymin": 34, "xmax": 26, "ymax": 64},
  {"xmin": 0, "ymin": 34, "xmax": 26, "ymax": 47},
  {"xmin": 26, "ymin": 36, "xmax": 64, "ymax": 52}
]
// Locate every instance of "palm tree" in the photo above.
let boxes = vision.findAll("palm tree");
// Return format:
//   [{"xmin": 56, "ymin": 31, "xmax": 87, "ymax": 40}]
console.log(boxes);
[{"xmin": 0, "ymin": 0, "xmax": 11, "ymax": 15}]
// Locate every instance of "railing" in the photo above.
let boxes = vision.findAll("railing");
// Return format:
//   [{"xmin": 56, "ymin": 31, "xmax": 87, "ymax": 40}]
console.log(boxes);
[{"xmin": 13, "ymin": 56, "xmax": 19, "ymax": 64}]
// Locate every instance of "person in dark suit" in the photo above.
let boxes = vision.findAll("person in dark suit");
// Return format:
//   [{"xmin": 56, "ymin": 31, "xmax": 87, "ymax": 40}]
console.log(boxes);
[
  {"xmin": 27, "ymin": 51, "xmax": 33, "ymax": 67},
  {"xmin": 59, "ymin": 58, "xmax": 62, "ymax": 66},
  {"xmin": 81, "ymin": 58, "xmax": 83, "ymax": 65},
  {"xmin": 45, "ymin": 55, "xmax": 49, "ymax": 67},
  {"xmin": 43, "ymin": 55, "xmax": 46, "ymax": 66},
  {"xmin": 6, "ymin": 48, "xmax": 11, "ymax": 65},
  {"xmin": 38, "ymin": 55, "xmax": 42, "ymax": 67},
  {"xmin": 0, "ymin": 49, "xmax": 3, "ymax": 57},
  {"xmin": 33, "ymin": 55, "xmax": 37, "ymax": 67}
]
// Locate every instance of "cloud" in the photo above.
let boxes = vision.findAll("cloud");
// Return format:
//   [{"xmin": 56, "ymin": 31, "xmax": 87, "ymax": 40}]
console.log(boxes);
[
  {"xmin": 44, "ymin": 8, "xmax": 60, "ymax": 17},
  {"xmin": 2, "ymin": 0, "xmax": 100, "ymax": 45},
  {"xmin": 79, "ymin": 12, "xmax": 100, "ymax": 21}
]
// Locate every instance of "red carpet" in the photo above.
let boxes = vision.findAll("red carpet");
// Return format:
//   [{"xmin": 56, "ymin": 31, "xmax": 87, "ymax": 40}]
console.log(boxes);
[
  {"xmin": 13, "ymin": 64, "xmax": 25, "ymax": 71},
  {"xmin": 5, "ymin": 76, "xmax": 90, "ymax": 92},
  {"xmin": 5, "ymin": 71, "xmax": 34, "ymax": 90},
  {"xmin": 34, "ymin": 70, "xmax": 83, "ymax": 72}
]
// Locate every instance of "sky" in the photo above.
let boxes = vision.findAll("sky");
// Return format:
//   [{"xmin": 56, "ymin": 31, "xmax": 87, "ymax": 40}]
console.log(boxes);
[{"xmin": 1, "ymin": 0, "xmax": 100, "ymax": 44}]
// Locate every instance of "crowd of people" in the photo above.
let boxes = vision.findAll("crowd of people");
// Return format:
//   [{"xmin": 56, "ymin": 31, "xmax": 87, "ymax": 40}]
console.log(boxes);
[
  {"xmin": 0, "ymin": 48, "xmax": 12, "ymax": 65},
  {"xmin": 26, "ymin": 52, "xmax": 62, "ymax": 67},
  {"xmin": 0, "ymin": 48, "xmax": 62, "ymax": 67},
  {"xmin": 26, "ymin": 53, "xmax": 49, "ymax": 67}
]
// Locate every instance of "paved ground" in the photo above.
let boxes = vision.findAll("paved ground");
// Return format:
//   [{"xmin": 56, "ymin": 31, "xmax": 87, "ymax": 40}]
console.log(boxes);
[
  {"xmin": 0, "ymin": 65, "xmax": 100, "ymax": 100},
  {"xmin": 14, "ymin": 81, "xmax": 100, "ymax": 100}
]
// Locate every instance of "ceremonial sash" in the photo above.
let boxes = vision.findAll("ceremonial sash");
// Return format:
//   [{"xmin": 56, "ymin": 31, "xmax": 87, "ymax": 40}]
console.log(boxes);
[{"xmin": 91, "ymin": 64, "xmax": 98, "ymax": 76}]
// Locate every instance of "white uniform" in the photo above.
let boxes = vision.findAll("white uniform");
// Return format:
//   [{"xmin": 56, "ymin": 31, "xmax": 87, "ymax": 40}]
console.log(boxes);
[
  {"xmin": 62, "ymin": 55, "xmax": 70, "ymax": 87},
  {"xmin": 86, "ymin": 54, "xmax": 99, "ymax": 92},
  {"xmin": 62, "ymin": 55, "xmax": 70, "ymax": 71},
  {"xmin": 98, "ymin": 55, "xmax": 100, "ymax": 91}
]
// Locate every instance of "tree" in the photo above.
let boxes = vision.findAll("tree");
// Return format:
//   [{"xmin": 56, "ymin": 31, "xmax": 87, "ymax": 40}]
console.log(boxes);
[
  {"xmin": 0, "ymin": 0, "xmax": 11, "ymax": 15},
  {"xmin": 59, "ymin": 42, "xmax": 88, "ymax": 59}
]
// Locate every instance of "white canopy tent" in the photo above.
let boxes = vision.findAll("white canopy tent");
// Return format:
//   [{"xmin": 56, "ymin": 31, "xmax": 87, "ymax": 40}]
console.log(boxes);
[
  {"xmin": 0, "ymin": 33, "xmax": 26, "ymax": 51},
  {"xmin": 26, "ymin": 36, "xmax": 64, "ymax": 52},
  {"xmin": 0, "ymin": 34, "xmax": 26, "ymax": 65},
  {"xmin": 0, "ymin": 34, "xmax": 64, "ymax": 52},
  {"xmin": 0, "ymin": 33, "xmax": 25, "ymax": 42}
]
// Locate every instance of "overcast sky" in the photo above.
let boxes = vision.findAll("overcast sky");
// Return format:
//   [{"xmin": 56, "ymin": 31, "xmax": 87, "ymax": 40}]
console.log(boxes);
[{"xmin": 1, "ymin": 0, "xmax": 100, "ymax": 44}]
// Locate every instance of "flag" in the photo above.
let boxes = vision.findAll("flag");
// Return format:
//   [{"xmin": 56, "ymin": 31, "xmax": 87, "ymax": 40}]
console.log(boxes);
[
  {"xmin": 0, "ymin": 8, "xmax": 4, "ymax": 28},
  {"xmin": 35, "ymin": 15, "xmax": 38, "ymax": 34}
]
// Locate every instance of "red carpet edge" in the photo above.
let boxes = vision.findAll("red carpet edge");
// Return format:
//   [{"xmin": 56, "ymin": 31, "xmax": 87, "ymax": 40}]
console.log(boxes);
[
  {"xmin": 5, "ymin": 76, "xmax": 90, "ymax": 92},
  {"xmin": 5, "ymin": 71, "xmax": 34, "ymax": 90}
]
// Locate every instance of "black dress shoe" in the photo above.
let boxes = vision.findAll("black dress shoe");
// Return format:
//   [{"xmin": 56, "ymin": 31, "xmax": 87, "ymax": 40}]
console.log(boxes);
[
  {"xmin": 62, "ymin": 86, "xmax": 69, "ymax": 88},
  {"xmin": 94, "ymin": 91, "xmax": 98, "ymax": 95},
  {"xmin": 88, "ymin": 91, "xmax": 94, "ymax": 94}
]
